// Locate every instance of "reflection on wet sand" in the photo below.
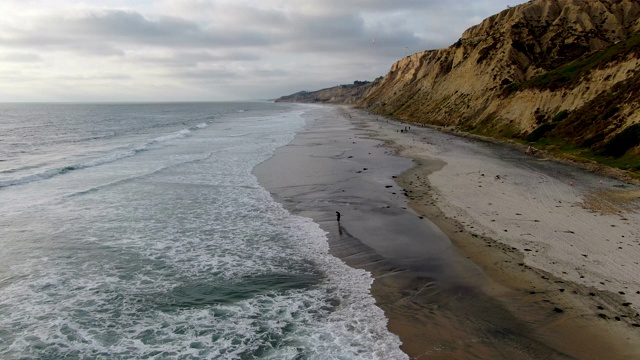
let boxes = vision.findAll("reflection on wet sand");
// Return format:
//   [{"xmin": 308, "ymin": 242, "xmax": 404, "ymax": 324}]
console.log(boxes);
[{"xmin": 255, "ymin": 104, "xmax": 640, "ymax": 360}]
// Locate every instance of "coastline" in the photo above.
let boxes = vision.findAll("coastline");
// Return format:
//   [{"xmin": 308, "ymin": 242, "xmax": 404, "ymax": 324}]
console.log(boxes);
[{"xmin": 255, "ymin": 104, "xmax": 640, "ymax": 359}]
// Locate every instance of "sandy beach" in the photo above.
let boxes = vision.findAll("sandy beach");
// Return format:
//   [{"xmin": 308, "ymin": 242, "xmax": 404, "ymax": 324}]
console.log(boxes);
[{"xmin": 255, "ymin": 104, "xmax": 640, "ymax": 359}]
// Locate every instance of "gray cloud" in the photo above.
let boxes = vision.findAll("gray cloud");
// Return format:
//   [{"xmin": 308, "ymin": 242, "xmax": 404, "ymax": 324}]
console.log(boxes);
[
  {"xmin": 0, "ymin": 0, "xmax": 526, "ymax": 101},
  {"xmin": 2, "ymin": 9, "xmax": 270, "ymax": 55},
  {"xmin": 135, "ymin": 51, "xmax": 261, "ymax": 67},
  {"xmin": 170, "ymin": 68, "xmax": 240, "ymax": 80},
  {"xmin": 0, "ymin": 53, "xmax": 42, "ymax": 62},
  {"xmin": 54, "ymin": 73, "xmax": 132, "ymax": 81}
]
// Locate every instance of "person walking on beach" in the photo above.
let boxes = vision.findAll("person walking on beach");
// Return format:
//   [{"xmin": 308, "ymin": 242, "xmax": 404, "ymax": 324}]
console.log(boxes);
[{"xmin": 336, "ymin": 211, "xmax": 341, "ymax": 222}]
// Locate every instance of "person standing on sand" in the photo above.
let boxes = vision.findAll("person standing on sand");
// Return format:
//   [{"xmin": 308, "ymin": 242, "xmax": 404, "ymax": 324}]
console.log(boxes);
[{"xmin": 336, "ymin": 211, "xmax": 341, "ymax": 222}]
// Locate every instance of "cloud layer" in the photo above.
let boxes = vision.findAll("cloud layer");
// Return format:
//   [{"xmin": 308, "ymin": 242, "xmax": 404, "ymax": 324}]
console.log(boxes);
[{"xmin": 0, "ymin": 0, "xmax": 523, "ymax": 101}]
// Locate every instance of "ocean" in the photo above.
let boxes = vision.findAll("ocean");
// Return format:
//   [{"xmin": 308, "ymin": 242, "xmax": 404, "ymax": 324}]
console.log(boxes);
[{"xmin": 0, "ymin": 102, "xmax": 406, "ymax": 359}]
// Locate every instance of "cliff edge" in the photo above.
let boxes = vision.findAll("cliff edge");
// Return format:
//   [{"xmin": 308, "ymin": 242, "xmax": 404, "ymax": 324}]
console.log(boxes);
[{"xmin": 356, "ymin": 0, "xmax": 640, "ymax": 174}]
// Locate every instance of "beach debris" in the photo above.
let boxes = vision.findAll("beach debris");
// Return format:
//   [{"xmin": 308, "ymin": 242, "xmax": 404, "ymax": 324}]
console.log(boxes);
[
  {"xmin": 570, "ymin": 181, "xmax": 574, "ymax": 186},
  {"xmin": 553, "ymin": 307, "xmax": 564, "ymax": 313},
  {"xmin": 385, "ymin": 185, "xmax": 393, "ymax": 188}
]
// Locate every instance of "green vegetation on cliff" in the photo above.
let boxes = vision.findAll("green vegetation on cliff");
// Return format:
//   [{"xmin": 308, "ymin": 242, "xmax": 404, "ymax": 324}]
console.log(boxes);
[
  {"xmin": 523, "ymin": 68, "xmax": 640, "ymax": 173},
  {"xmin": 508, "ymin": 33, "xmax": 640, "ymax": 92}
]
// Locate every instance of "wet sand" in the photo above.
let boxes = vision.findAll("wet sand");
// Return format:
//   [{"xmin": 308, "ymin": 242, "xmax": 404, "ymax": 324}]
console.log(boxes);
[{"xmin": 254, "ymin": 104, "xmax": 640, "ymax": 359}]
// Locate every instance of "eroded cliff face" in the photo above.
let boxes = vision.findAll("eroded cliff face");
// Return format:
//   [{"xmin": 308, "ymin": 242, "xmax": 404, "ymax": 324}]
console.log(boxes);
[{"xmin": 359, "ymin": 0, "xmax": 640, "ymax": 168}]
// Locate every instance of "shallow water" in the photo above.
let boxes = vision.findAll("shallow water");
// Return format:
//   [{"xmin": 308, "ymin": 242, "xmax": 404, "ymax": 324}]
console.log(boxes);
[{"xmin": 0, "ymin": 102, "xmax": 406, "ymax": 359}]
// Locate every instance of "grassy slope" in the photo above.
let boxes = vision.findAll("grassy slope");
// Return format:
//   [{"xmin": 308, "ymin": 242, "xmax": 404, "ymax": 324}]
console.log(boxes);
[
  {"xmin": 501, "ymin": 34, "xmax": 640, "ymax": 177},
  {"xmin": 508, "ymin": 33, "xmax": 640, "ymax": 92}
]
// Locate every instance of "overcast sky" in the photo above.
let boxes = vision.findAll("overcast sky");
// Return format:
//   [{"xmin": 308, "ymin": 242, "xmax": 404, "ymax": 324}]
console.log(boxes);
[{"xmin": 0, "ymin": 0, "xmax": 525, "ymax": 102}]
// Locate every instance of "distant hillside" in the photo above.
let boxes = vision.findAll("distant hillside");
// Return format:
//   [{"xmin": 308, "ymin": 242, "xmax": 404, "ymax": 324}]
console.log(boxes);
[{"xmin": 275, "ymin": 80, "xmax": 380, "ymax": 104}]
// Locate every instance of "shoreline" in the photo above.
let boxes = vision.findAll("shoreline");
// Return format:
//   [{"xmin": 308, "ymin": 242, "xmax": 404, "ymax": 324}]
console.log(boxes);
[
  {"xmin": 409, "ymin": 122, "xmax": 640, "ymax": 186},
  {"xmin": 255, "ymin": 104, "xmax": 640, "ymax": 359},
  {"xmin": 348, "ymin": 105, "xmax": 640, "ymax": 358}
]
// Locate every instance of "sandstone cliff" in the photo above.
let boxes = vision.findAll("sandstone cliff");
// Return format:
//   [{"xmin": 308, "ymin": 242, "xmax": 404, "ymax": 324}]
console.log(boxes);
[{"xmin": 357, "ymin": 0, "xmax": 640, "ymax": 172}]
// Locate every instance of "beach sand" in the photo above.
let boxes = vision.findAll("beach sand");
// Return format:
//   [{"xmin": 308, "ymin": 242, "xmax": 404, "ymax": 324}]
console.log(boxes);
[{"xmin": 255, "ymin": 104, "xmax": 640, "ymax": 359}]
